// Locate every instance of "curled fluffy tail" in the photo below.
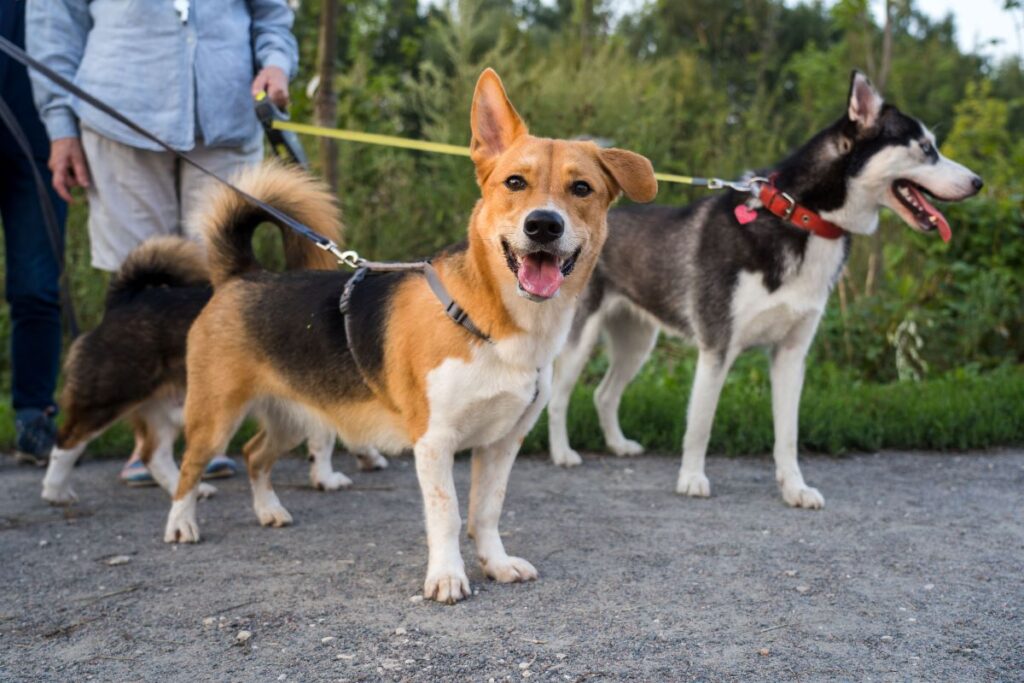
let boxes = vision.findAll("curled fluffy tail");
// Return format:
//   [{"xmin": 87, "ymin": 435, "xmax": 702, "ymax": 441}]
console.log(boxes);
[
  {"xmin": 196, "ymin": 161, "xmax": 343, "ymax": 286},
  {"xmin": 106, "ymin": 237, "xmax": 209, "ymax": 308}
]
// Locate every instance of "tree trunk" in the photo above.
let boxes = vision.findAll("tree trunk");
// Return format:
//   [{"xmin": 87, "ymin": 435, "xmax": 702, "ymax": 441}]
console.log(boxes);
[
  {"xmin": 315, "ymin": 0, "xmax": 339, "ymax": 190},
  {"xmin": 866, "ymin": 0, "xmax": 894, "ymax": 296}
]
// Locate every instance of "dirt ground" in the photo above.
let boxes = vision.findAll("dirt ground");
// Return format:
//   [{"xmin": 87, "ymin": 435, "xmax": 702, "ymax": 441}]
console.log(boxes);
[{"xmin": 0, "ymin": 448, "xmax": 1021, "ymax": 681}]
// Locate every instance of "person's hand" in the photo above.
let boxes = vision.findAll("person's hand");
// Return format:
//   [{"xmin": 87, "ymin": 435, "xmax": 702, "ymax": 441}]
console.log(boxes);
[
  {"xmin": 252, "ymin": 66, "xmax": 289, "ymax": 108},
  {"xmin": 48, "ymin": 137, "xmax": 91, "ymax": 203}
]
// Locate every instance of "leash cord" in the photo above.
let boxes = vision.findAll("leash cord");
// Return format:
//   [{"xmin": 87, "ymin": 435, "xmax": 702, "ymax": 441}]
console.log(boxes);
[{"xmin": 271, "ymin": 119, "xmax": 754, "ymax": 190}]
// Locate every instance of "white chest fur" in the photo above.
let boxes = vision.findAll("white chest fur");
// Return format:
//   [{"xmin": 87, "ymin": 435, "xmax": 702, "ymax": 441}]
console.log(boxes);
[
  {"xmin": 425, "ymin": 344, "xmax": 544, "ymax": 450},
  {"xmin": 730, "ymin": 236, "xmax": 845, "ymax": 350}
]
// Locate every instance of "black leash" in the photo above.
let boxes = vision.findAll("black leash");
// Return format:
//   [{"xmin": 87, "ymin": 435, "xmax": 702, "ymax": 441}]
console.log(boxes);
[
  {"xmin": 0, "ymin": 94, "xmax": 79, "ymax": 338},
  {"xmin": 0, "ymin": 35, "xmax": 492, "ymax": 347}
]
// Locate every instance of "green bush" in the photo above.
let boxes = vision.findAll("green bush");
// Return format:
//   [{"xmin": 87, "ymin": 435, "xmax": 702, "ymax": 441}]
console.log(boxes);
[{"xmin": 1, "ymin": 0, "xmax": 1022, "ymax": 456}]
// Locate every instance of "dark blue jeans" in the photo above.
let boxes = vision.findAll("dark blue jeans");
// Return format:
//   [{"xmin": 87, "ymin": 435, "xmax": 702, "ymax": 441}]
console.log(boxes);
[
  {"xmin": 1, "ymin": 1, "xmax": 68, "ymax": 416},
  {"xmin": 1, "ymin": 154, "xmax": 66, "ymax": 415}
]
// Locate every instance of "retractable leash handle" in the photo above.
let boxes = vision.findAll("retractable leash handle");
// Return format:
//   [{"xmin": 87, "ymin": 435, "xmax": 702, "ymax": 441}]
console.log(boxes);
[{"xmin": 254, "ymin": 92, "xmax": 310, "ymax": 169}]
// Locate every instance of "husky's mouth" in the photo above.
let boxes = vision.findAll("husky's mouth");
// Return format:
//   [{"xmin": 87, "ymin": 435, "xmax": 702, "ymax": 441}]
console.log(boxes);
[
  {"xmin": 891, "ymin": 179, "xmax": 952, "ymax": 243},
  {"xmin": 501, "ymin": 239, "xmax": 581, "ymax": 301}
]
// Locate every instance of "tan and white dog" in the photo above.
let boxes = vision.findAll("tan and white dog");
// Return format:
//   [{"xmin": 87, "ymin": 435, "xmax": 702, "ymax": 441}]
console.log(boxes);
[{"xmin": 163, "ymin": 69, "xmax": 657, "ymax": 603}]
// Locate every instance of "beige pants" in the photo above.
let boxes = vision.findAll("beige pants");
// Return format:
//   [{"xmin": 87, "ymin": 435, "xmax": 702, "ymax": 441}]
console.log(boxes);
[{"xmin": 81, "ymin": 127, "xmax": 263, "ymax": 271}]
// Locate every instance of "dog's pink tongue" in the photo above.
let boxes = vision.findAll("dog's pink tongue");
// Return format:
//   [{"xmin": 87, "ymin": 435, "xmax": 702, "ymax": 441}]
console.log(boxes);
[
  {"xmin": 910, "ymin": 186, "xmax": 952, "ymax": 243},
  {"xmin": 518, "ymin": 253, "xmax": 563, "ymax": 299}
]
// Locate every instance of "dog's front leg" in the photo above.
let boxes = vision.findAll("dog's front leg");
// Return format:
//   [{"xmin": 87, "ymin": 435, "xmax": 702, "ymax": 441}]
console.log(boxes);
[
  {"xmin": 467, "ymin": 440, "xmax": 538, "ymax": 584},
  {"xmin": 414, "ymin": 434, "xmax": 469, "ymax": 604},
  {"xmin": 770, "ymin": 339, "xmax": 824, "ymax": 509},
  {"xmin": 468, "ymin": 367, "xmax": 549, "ymax": 584},
  {"xmin": 677, "ymin": 349, "xmax": 735, "ymax": 497},
  {"xmin": 41, "ymin": 442, "xmax": 88, "ymax": 505}
]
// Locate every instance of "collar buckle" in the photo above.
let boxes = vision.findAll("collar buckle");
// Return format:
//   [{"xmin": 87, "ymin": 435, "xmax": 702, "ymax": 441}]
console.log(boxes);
[{"xmin": 777, "ymin": 191, "xmax": 797, "ymax": 220}]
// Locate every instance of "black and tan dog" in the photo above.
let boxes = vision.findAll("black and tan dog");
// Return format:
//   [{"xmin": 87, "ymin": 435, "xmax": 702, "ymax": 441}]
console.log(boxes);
[
  {"xmin": 163, "ymin": 69, "xmax": 657, "ymax": 604},
  {"xmin": 41, "ymin": 217, "xmax": 386, "ymax": 505}
]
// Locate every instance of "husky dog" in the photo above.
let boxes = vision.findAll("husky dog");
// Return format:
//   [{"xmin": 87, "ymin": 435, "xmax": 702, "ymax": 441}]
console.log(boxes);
[
  {"xmin": 547, "ymin": 72, "xmax": 983, "ymax": 508},
  {"xmin": 41, "ymin": 231, "xmax": 387, "ymax": 506}
]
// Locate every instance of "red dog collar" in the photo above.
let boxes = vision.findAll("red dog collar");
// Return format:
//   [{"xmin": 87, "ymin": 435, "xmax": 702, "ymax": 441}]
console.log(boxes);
[{"xmin": 756, "ymin": 181, "xmax": 845, "ymax": 240}]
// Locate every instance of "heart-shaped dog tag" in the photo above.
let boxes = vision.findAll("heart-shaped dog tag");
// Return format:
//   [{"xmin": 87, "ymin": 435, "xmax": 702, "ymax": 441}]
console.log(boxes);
[{"xmin": 734, "ymin": 204, "xmax": 758, "ymax": 225}]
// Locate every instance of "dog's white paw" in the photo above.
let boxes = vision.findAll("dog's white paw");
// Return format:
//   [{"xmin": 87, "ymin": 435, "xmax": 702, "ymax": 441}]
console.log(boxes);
[
  {"xmin": 482, "ymin": 555, "xmax": 538, "ymax": 584},
  {"xmin": 41, "ymin": 484, "xmax": 77, "ymax": 506},
  {"xmin": 423, "ymin": 566, "xmax": 471, "ymax": 605},
  {"xmin": 676, "ymin": 471, "xmax": 711, "ymax": 497},
  {"xmin": 197, "ymin": 483, "xmax": 218, "ymax": 499},
  {"xmin": 355, "ymin": 449, "xmax": 388, "ymax": 471},
  {"xmin": 255, "ymin": 501, "xmax": 293, "ymax": 528},
  {"xmin": 608, "ymin": 438, "xmax": 644, "ymax": 457},
  {"xmin": 550, "ymin": 447, "xmax": 583, "ymax": 467},
  {"xmin": 312, "ymin": 471, "xmax": 353, "ymax": 491},
  {"xmin": 164, "ymin": 499, "xmax": 200, "ymax": 543},
  {"xmin": 780, "ymin": 481, "xmax": 824, "ymax": 509}
]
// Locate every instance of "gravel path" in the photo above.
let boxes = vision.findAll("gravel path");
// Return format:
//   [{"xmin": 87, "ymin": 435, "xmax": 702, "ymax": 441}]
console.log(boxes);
[{"xmin": 1, "ymin": 449, "xmax": 1021, "ymax": 681}]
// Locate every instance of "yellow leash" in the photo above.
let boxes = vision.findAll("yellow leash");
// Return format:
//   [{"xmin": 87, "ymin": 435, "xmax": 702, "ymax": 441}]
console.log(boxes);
[{"xmin": 272, "ymin": 120, "xmax": 718, "ymax": 188}]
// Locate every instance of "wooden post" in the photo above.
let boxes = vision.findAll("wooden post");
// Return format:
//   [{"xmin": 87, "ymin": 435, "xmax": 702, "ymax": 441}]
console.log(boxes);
[{"xmin": 315, "ymin": 0, "xmax": 339, "ymax": 190}]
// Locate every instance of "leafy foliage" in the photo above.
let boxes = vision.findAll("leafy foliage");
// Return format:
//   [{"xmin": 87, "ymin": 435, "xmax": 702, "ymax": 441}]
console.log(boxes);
[{"xmin": 0, "ymin": 0, "xmax": 1021, "ymax": 455}]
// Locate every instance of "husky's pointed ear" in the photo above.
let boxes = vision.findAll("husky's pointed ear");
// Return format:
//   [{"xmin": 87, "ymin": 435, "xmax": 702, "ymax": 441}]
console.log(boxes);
[
  {"xmin": 598, "ymin": 148, "xmax": 658, "ymax": 203},
  {"xmin": 470, "ymin": 69, "xmax": 528, "ymax": 172},
  {"xmin": 848, "ymin": 70, "xmax": 884, "ymax": 129}
]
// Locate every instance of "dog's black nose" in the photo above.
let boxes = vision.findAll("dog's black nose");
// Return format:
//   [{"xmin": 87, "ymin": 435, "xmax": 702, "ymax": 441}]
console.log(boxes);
[
  {"xmin": 524, "ymin": 210, "xmax": 564, "ymax": 244},
  {"xmin": 971, "ymin": 176, "xmax": 984, "ymax": 191}
]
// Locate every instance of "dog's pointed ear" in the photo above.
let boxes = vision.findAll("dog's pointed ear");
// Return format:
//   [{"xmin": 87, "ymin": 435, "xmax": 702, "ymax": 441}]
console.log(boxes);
[
  {"xmin": 470, "ymin": 69, "xmax": 528, "ymax": 170},
  {"xmin": 848, "ymin": 70, "xmax": 884, "ymax": 129},
  {"xmin": 598, "ymin": 148, "xmax": 658, "ymax": 203}
]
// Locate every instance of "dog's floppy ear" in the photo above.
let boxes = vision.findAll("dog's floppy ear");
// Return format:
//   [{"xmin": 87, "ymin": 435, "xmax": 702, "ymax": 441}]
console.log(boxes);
[
  {"xmin": 598, "ymin": 148, "xmax": 658, "ymax": 203},
  {"xmin": 848, "ymin": 70, "xmax": 884, "ymax": 130},
  {"xmin": 470, "ymin": 68, "xmax": 528, "ymax": 171}
]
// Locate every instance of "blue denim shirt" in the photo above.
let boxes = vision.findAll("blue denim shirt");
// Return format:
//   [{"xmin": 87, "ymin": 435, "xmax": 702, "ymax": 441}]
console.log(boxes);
[{"xmin": 26, "ymin": 0, "xmax": 298, "ymax": 151}]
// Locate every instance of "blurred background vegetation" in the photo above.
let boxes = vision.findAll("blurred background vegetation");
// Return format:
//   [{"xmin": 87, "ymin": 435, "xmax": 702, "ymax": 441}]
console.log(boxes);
[{"xmin": 1, "ymin": 0, "xmax": 1022, "ymax": 455}]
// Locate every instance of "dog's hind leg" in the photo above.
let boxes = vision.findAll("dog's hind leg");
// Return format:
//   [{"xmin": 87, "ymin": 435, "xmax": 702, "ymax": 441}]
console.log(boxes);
[
  {"xmin": 307, "ymin": 427, "xmax": 352, "ymax": 491},
  {"xmin": 165, "ymin": 389, "xmax": 248, "ymax": 543},
  {"xmin": 137, "ymin": 399, "xmax": 217, "ymax": 500},
  {"xmin": 770, "ymin": 328, "xmax": 824, "ymax": 509},
  {"xmin": 595, "ymin": 306, "xmax": 658, "ymax": 457},
  {"xmin": 677, "ymin": 348, "xmax": 735, "ymax": 497},
  {"xmin": 243, "ymin": 411, "xmax": 303, "ymax": 527},
  {"xmin": 353, "ymin": 446, "xmax": 388, "ymax": 471},
  {"xmin": 548, "ymin": 313, "xmax": 603, "ymax": 467}
]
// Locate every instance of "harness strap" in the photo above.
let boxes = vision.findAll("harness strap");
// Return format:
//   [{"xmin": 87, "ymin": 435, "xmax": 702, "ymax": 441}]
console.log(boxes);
[
  {"xmin": 0, "ymin": 96, "xmax": 79, "ymax": 338},
  {"xmin": 757, "ymin": 179, "xmax": 845, "ymax": 240},
  {"xmin": 338, "ymin": 262, "xmax": 491, "ymax": 386},
  {"xmin": 422, "ymin": 263, "xmax": 492, "ymax": 344},
  {"xmin": 338, "ymin": 267, "xmax": 371, "ymax": 384}
]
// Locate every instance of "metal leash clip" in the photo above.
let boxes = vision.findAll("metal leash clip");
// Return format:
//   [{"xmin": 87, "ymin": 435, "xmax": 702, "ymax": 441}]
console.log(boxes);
[
  {"xmin": 707, "ymin": 177, "xmax": 757, "ymax": 193},
  {"xmin": 319, "ymin": 243, "xmax": 364, "ymax": 269}
]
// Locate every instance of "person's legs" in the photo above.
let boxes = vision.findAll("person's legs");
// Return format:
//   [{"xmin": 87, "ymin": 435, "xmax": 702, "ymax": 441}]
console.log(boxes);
[
  {"xmin": 0, "ymin": 153, "xmax": 67, "ymax": 464},
  {"xmin": 79, "ymin": 127, "xmax": 180, "ymax": 271}
]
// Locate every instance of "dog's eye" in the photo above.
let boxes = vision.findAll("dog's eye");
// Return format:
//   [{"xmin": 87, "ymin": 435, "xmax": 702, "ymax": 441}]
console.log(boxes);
[
  {"xmin": 920, "ymin": 141, "xmax": 935, "ymax": 156},
  {"xmin": 504, "ymin": 175, "xmax": 527, "ymax": 192},
  {"xmin": 571, "ymin": 181, "xmax": 593, "ymax": 198}
]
